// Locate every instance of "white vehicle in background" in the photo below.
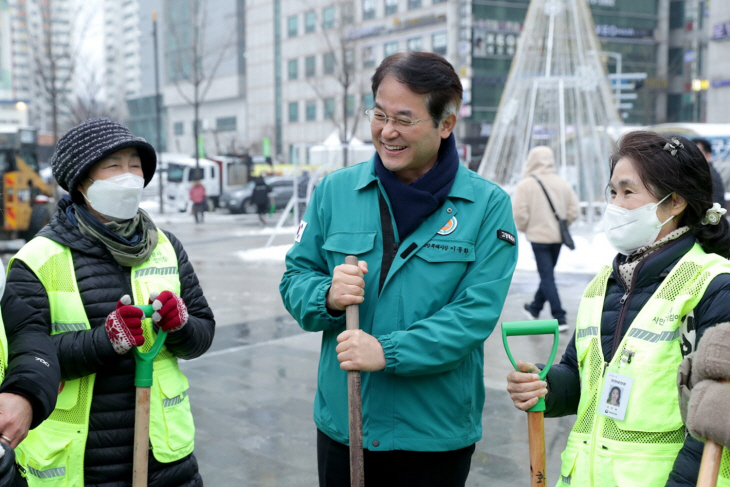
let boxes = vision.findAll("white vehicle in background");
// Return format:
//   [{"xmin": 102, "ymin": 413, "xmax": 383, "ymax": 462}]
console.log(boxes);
[{"xmin": 161, "ymin": 153, "xmax": 220, "ymax": 212}]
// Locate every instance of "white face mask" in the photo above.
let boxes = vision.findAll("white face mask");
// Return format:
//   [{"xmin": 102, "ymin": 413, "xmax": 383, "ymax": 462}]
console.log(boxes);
[
  {"xmin": 82, "ymin": 173, "xmax": 145, "ymax": 221},
  {"xmin": 603, "ymin": 193, "xmax": 674, "ymax": 256}
]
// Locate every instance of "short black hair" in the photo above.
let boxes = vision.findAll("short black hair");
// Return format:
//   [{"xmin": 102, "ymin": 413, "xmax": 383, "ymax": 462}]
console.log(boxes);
[{"xmin": 371, "ymin": 52, "xmax": 463, "ymax": 126}]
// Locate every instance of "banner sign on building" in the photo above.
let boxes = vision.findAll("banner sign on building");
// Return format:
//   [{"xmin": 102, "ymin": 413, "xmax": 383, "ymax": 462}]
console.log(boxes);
[{"xmin": 712, "ymin": 21, "xmax": 730, "ymax": 40}]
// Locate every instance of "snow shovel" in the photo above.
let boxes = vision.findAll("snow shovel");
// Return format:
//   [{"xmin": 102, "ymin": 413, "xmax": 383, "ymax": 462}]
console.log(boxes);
[
  {"xmin": 697, "ymin": 380, "xmax": 728, "ymax": 487},
  {"xmin": 131, "ymin": 304, "xmax": 168, "ymax": 487},
  {"xmin": 502, "ymin": 320, "xmax": 560, "ymax": 487},
  {"xmin": 345, "ymin": 255, "xmax": 364, "ymax": 487}
]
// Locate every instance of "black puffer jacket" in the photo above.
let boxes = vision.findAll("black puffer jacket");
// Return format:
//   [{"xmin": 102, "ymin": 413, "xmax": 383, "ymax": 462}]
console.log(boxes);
[
  {"xmin": 543, "ymin": 232, "xmax": 730, "ymax": 486},
  {"xmin": 6, "ymin": 199, "xmax": 215, "ymax": 487}
]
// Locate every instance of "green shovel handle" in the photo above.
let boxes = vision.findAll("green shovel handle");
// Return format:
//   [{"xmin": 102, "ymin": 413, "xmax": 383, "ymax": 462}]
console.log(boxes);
[
  {"xmin": 502, "ymin": 320, "xmax": 560, "ymax": 412},
  {"xmin": 131, "ymin": 304, "xmax": 168, "ymax": 388}
]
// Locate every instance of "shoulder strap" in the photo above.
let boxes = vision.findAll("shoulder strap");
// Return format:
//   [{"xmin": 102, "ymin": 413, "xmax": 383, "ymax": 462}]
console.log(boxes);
[{"xmin": 532, "ymin": 176, "xmax": 561, "ymax": 221}]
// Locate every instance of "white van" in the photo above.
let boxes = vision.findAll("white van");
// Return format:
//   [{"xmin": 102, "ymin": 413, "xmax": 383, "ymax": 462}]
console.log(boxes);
[{"xmin": 160, "ymin": 153, "xmax": 220, "ymax": 212}]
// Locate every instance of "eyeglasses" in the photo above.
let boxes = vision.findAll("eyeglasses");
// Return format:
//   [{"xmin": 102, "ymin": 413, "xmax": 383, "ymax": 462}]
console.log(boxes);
[{"xmin": 365, "ymin": 108, "xmax": 433, "ymax": 131}]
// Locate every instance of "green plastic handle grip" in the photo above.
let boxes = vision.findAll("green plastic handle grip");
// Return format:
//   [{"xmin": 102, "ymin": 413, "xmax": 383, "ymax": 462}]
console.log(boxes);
[
  {"xmin": 502, "ymin": 319, "xmax": 560, "ymax": 412},
  {"xmin": 131, "ymin": 304, "xmax": 167, "ymax": 388}
]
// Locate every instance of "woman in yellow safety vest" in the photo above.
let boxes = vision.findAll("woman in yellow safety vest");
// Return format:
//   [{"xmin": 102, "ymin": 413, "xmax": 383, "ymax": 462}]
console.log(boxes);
[
  {"xmin": 6, "ymin": 118, "xmax": 215, "ymax": 486},
  {"xmin": 506, "ymin": 130, "xmax": 730, "ymax": 487}
]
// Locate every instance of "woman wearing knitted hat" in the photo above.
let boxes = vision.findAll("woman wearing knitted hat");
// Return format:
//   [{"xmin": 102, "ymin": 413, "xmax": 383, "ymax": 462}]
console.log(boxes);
[
  {"xmin": 506, "ymin": 131, "xmax": 730, "ymax": 486},
  {"xmin": 6, "ymin": 118, "xmax": 215, "ymax": 486}
]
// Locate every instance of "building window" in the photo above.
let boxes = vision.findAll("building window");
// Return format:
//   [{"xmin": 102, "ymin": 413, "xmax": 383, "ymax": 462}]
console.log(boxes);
[
  {"xmin": 306, "ymin": 100, "xmax": 317, "ymax": 121},
  {"xmin": 287, "ymin": 15, "xmax": 298, "ymax": 37},
  {"xmin": 305, "ymin": 11, "xmax": 316, "ymax": 33},
  {"xmin": 363, "ymin": 0, "xmax": 375, "ymax": 20},
  {"xmin": 384, "ymin": 0, "xmax": 397, "ymax": 16},
  {"xmin": 344, "ymin": 49, "xmax": 354, "ymax": 69},
  {"xmin": 432, "ymin": 32, "xmax": 447, "ymax": 55},
  {"xmin": 341, "ymin": 1, "xmax": 354, "ymax": 24},
  {"xmin": 289, "ymin": 102, "xmax": 299, "ymax": 122},
  {"xmin": 668, "ymin": 47, "xmax": 683, "ymax": 76},
  {"xmin": 407, "ymin": 37, "xmax": 421, "ymax": 52},
  {"xmin": 346, "ymin": 95, "xmax": 355, "ymax": 117},
  {"xmin": 174, "ymin": 121, "xmax": 184, "ymax": 135},
  {"xmin": 216, "ymin": 116, "xmax": 237, "ymax": 131},
  {"xmin": 669, "ymin": 1, "xmax": 684, "ymax": 29},
  {"xmin": 323, "ymin": 6, "xmax": 335, "ymax": 29},
  {"xmin": 362, "ymin": 46, "xmax": 375, "ymax": 68},
  {"xmin": 305, "ymin": 56, "xmax": 316, "ymax": 77},
  {"xmin": 384, "ymin": 41, "xmax": 398, "ymax": 57},
  {"xmin": 324, "ymin": 98, "xmax": 335, "ymax": 119},
  {"xmin": 408, "ymin": 0, "xmax": 420, "ymax": 9},
  {"xmin": 324, "ymin": 52, "xmax": 335, "ymax": 74},
  {"xmin": 288, "ymin": 59, "xmax": 298, "ymax": 80}
]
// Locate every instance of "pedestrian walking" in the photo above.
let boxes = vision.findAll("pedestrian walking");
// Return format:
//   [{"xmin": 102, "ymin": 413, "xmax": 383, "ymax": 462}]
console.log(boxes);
[
  {"xmin": 512, "ymin": 146, "xmax": 579, "ymax": 332},
  {"xmin": 506, "ymin": 130, "xmax": 730, "ymax": 487},
  {"xmin": 189, "ymin": 179, "xmax": 207, "ymax": 224},
  {"xmin": 0, "ymin": 262, "xmax": 61, "ymax": 486},
  {"xmin": 8, "ymin": 118, "xmax": 215, "ymax": 486},
  {"xmin": 280, "ymin": 52, "xmax": 518, "ymax": 487},
  {"xmin": 252, "ymin": 175, "xmax": 272, "ymax": 225},
  {"xmin": 692, "ymin": 137, "xmax": 726, "ymax": 210}
]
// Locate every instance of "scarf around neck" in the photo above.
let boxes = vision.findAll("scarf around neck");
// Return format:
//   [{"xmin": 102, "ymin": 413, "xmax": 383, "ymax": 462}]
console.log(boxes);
[
  {"xmin": 72, "ymin": 203, "xmax": 159, "ymax": 267},
  {"xmin": 375, "ymin": 133, "xmax": 459, "ymax": 241}
]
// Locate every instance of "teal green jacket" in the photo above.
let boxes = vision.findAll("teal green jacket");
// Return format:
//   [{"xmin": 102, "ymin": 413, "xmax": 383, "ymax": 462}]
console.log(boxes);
[{"xmin": 279, "ymin": 157, "xmax": 518, "ymax": 452}]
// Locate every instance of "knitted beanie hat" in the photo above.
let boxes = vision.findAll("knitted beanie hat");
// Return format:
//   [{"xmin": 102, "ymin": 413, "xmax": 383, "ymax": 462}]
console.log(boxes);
[{"xmin": 52, "ymin": 118, "xmax": 157, "ymax": 197}]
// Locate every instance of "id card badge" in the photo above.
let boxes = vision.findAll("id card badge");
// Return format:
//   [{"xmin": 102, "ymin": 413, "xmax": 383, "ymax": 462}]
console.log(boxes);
[{"xmin": 598, "ymin": 372, "xmax": 633, "ymax": 421}]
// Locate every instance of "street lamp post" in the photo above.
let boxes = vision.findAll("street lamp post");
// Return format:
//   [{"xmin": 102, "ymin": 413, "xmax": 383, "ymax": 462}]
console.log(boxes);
[{"xmin": 153, "ymin": 11, "xmax": 164, "ymax": 214}]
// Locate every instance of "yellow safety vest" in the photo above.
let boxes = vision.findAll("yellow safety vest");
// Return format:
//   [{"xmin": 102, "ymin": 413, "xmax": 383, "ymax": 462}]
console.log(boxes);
[
  {"xmin": 0, "ymin": 306, "xmax": 8, "ymax": 383},
  {"xmin": 556, "ymin": 244, "xmax": 730, "ymax": 487},
  {"xmin": 11, "ymin": 233, "xmax": 195, "ymax": 485}
]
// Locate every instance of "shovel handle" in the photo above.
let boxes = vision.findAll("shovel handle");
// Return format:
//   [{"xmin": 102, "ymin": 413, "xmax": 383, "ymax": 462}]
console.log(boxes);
[
  {"xmin": 131, "ymin": 305, "xmax": 168, "ymax": 387},
  {"xmin": 528, "ymin": 411, "xmax": 547, "ymax": 487},
  {"xmin": 502, "ymin": 320, "xmax": 560, "ymax": 412},
  {"xmin": 345, "ymin": 255, "xmax": 364, "ymax": 487}
]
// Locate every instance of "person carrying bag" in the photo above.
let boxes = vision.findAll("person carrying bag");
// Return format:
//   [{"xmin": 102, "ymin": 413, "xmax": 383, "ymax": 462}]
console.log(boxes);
[{"xmin": 512, "ymin": 146, "xmax": 579, "ymax": 331}]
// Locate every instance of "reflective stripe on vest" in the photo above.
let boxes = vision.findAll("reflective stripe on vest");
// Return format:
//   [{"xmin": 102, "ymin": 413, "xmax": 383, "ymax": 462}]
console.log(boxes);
[
  {"xmin": 557, "ymin": 244, "xmax": 730, "ymax": 487},
  {"xmin": 11, "ymin": 233, "xmax": 195, "ymax": 486}
]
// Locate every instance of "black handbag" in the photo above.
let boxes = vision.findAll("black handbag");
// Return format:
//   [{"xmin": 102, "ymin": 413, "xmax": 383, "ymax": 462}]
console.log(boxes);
[{"xmin": 533, "ymin": 176, "xmax": 575, "ymax": 250}]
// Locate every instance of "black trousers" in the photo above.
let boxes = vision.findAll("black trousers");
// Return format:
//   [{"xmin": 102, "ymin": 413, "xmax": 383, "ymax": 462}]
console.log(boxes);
[{"xmin": 317, "ymin": 429, "xmax": 475, "ymax": 487}]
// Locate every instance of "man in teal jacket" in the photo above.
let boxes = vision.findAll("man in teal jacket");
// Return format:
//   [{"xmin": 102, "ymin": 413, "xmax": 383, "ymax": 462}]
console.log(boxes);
[{"xmin": 280, "ymin": 51, "xmax": 518, "ymax": 487}]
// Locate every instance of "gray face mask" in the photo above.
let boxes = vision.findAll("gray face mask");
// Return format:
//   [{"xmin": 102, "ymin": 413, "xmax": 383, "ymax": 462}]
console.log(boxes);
[
  {"xmin": 602, "ymin": 193, "xmax": 674, "ymax": 255},
  {"xmin": 82, "ymin": 173, "xmax": 145, "ymax": 221}
]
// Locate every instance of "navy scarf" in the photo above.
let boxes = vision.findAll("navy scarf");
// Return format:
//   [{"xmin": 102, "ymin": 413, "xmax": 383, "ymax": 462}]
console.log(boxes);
[{"xmin": 375, "ymin": 133, "xmax": 459, "ymax": 241}]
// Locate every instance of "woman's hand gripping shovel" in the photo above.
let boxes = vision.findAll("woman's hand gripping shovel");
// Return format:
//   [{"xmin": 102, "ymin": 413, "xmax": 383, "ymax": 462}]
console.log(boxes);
[
  {"xmin": 131, "ymin": 304, "xmax": 168, "ymax": 487},
  {"xmin": 345, "ymin": 256, "xmax": 364, "ymax": 487},
  {"xmin": 502, "ymin": 320, "xmax": 560, "ymax": 487}
]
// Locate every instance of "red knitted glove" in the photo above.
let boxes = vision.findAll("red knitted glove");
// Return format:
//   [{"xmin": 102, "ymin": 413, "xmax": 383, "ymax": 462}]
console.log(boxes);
[
  {"xmin": 150, "ymin": 291, "xmax": 188, "ymax": 333},
  {"xmin": 105, "ymin": 295, "xmax": 145, "ymax": 355}
]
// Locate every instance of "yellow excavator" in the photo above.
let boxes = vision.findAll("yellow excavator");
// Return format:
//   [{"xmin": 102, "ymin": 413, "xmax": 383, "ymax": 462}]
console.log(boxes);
[{"xmin": 0, "ymin": 125, "xmax": 53, "ymax": 241}]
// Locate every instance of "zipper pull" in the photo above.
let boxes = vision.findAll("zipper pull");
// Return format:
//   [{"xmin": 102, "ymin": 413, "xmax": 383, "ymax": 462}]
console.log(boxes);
[
  {"xmin": 620, "ymin": 292, "xmax": 629, "ymax": 305},
  {"xmin": 621, "ymin": 349, "xmax": 635, "ymax": 365}
]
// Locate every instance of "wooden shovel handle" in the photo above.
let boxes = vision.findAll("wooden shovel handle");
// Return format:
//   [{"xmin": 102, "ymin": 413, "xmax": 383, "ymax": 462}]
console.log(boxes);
[
  {"xmin": 133, "ymin": 387, "xmax": 151, "ymax": 487},
  {"xmin": 345, "ymin": 255, "xmax": 364, "ymax": 487},
  {"xmin": 528, "ymin": 411, "xmax": 547, "ymax": 487}
]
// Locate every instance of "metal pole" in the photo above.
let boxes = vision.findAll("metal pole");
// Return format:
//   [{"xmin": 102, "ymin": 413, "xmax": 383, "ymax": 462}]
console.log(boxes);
[{"xmin": 153, "ymin": 11, "xmax": 164, "ymax": 214}]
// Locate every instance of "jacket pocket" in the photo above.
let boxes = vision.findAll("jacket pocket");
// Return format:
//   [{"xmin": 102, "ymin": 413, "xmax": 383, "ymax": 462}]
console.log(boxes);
[
  {"xmin": 322, "ymin": 232, "xmax": 377, "ymax": 256},
  {"xmin": 612, "ymin": 361, "xmax": 683, "ymax": 433},
  {"xmin": 149, "ymin": 359, "xmax": 195, "ymax": 462},
  {"xmin": 16, "ymin": 421, "xmax": 80, "ymax": 486}
]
